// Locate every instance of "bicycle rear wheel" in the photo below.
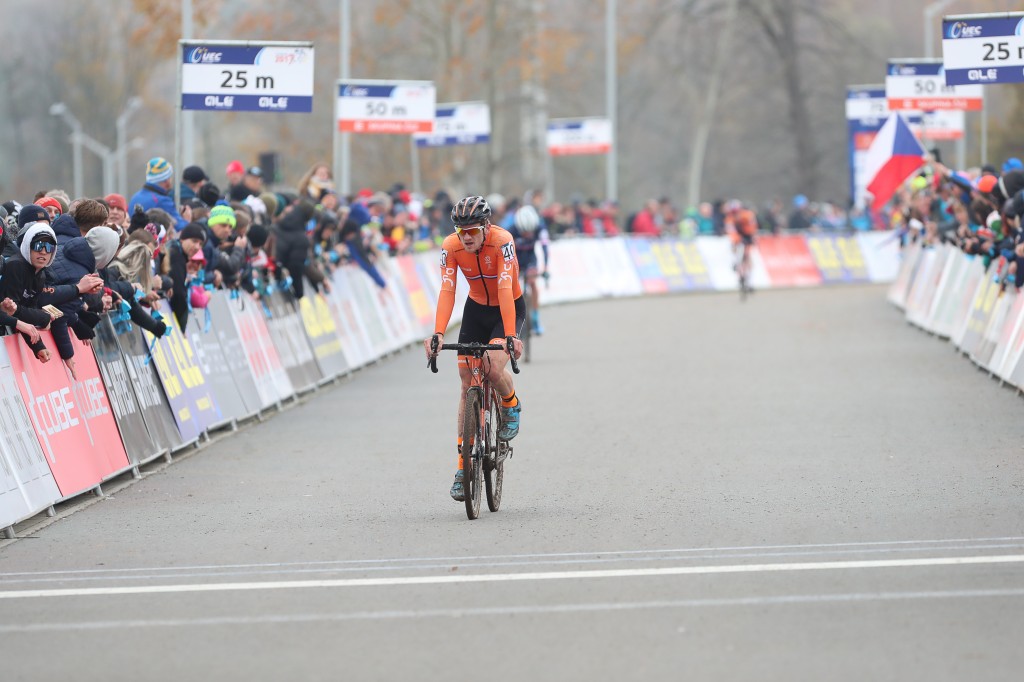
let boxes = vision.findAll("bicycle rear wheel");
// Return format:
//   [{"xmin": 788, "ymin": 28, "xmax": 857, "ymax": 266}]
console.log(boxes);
[
  {"xmin": 484, "ymin": 388, "xmax": 503, "ymax": 512},
  {"xmin": 461, "ymin": 388, "xmax": 483, "ymax": 520}
]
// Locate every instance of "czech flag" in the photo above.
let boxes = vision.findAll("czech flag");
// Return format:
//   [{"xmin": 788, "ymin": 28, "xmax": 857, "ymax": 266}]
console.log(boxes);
[{"xmin": 864, "ymin": 112, "xmax": 926, "ymax": 211}]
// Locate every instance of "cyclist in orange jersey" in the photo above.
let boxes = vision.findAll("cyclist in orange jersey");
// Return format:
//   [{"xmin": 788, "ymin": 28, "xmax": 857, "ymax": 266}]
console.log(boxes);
[
  {"xmin": 724, "ymin": 199, "xmax": 758, "ymax": 294},
  {"xmin": 423, "ymin": 195, "xmax": 525, "ymax": 502}
]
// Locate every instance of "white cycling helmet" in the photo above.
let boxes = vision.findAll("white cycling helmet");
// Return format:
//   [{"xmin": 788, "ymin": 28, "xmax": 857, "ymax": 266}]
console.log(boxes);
[{"xmin": 514, "ymin": 205, "xmax": 540, "ymax": 233}]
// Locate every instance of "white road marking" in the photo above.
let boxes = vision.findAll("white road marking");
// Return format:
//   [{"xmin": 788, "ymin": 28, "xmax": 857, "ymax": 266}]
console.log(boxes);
[
  {"xmin": 3, "ymin": 542, "xmax": 1024, "ymax": 585},
  {"xmin": 1, "ymin": 535, "xmax": 1021, "ymax": 578},
  {"xmin": 0, "ymin": 553, "xmax": 1022, "ymax": 600},
  {"xmin": 2, "ymin": 587, "xmax": 1024, "ymax": 633}
]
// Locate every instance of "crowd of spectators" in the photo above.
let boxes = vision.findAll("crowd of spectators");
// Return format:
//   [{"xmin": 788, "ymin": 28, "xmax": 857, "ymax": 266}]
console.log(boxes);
[
  {"xmin": 0, "ymin": 148, "xmax": 902, "ymax": 381},
  {"xmin": 884, "ymin": 156, "xmax": 1024, "ymax": 289}
]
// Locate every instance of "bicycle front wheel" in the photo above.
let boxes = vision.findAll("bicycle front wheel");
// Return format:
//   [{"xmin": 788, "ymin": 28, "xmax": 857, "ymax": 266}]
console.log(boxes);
[
  {"xmin": 461, "ymin": 388, "xmax": 483, "ymax": 520},
  {"xmin": 484, "ymin": 388, "xmax": 503, "ymax": 512}
]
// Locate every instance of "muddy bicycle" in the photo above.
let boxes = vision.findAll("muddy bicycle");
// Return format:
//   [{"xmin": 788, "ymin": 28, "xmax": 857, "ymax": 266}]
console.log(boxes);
[{"xmin": 429, "ymin": 338, "xmax": 519, "ymax": 519}]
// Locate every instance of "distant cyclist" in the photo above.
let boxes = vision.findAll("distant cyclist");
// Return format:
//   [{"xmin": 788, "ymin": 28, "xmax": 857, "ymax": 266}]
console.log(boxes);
[
  {"xmin": 423, "ymin": 195, "xmax": 525, "ymax": 502},
  {"xmin": 507, "ymin": 203, "xmax": 550, "ymax": 334},
  {"xmin": 724, "ymin": 200, "xmax": 758, "ymax": 294}
]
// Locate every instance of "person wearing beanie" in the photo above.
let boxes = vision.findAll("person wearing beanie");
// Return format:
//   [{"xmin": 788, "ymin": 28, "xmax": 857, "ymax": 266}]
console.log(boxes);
[
  {"xmin": 180, "ymin": 165, "xmax": 209, "ymax": 203},
  {"xmin": 198, "ymin": 182, "xmax": 222, "ymax": 208},
  {"xmin": 103, "ymin": 193, "xmax": 129, "ymax": 230},
  {"xmin": 160, "ymin": 222, "xmax": 207, "ymax": 330},
  {"xmin": 271, "ymin": 199, "xmax": 317, "ymax": 299},
  {"xmin": 1, "ymin": 204, "xmax": 50, "ymax": 260},
  {"xmin": 258, "ymin": 192, "xmax": 279, "ymax": 223},
  {"xmin": 0, "ymin": 223, "xmax": 104, "ymax": 365},
  {"xmin": 127, "ymin": 156, "xmax": 189, "ymax": 231},
  {"xmin": 37, "ymin": 197, "xmax": 63, "ymax": 221}
]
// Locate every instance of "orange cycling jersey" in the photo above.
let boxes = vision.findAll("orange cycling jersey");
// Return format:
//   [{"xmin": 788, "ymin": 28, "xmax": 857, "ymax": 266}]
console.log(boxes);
[
  {"xmin": 729, "ymin": 209, "xmax": 758, "ymax": 237},
  {"xmin": 434, "ymin": 226, "xmax": 522, "ymax": 337}
]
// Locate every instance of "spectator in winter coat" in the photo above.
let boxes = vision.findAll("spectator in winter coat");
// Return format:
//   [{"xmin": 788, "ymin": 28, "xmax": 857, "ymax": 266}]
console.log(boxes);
[
  {"xmin": 160, "ymin": 222, "xmax": 207, "ymax": 331},
  {"xmin": 179, "ymin": 165, "xmax": 209, "ymax": 203},
  {"xmin": 272, "ymin": 199, "xmax": 315, "ymax": 298},
  {"xmin": 128, "ymin": 157, "xmax": 190, "ymax": 230},
  {"xmin": 0, "ymin": 223, "xmax": 104, "ymax": 366},
  {"xmin": 46, "ymin": 227, "xmax": 122, "ymax": 372},
  {"xmin": 631, "ymin": 199, "xmax": 661, "ymax": 237}
]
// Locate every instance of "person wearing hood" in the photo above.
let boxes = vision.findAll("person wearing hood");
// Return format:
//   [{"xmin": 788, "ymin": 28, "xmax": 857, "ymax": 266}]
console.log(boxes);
[
  {"xmin": 0, "ymin": 223, "xmax": 103, "ymax": 368},
  {"xmin": 1, "ymin": 203, "xmax": 50, "ymax": 260},
  {"xmin": 271, "ymin": 199, "xmax": 315, "ymax": 298}
]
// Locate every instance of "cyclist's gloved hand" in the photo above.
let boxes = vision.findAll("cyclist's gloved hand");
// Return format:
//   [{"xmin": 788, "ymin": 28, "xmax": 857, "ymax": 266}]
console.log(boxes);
[
  {"xmin": 506, "ymin": 335, "xmax": 524, "ymax": 361},
  {"xmin": 424, "ymin": 333, "xmax": 443, "ymax": 361}
]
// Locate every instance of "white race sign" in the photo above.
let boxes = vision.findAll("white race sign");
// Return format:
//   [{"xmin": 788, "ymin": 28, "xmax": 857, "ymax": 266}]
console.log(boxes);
[
  {"xmin": 337, "ymin": 80, "xmax": 436, "ymax": 134},
  {"xmin": 942, "ymin": 13, "xmax": 1024, "ymax": 85},
  {"xmin": 413, "ymin": 102, "xmax": 491, "ymax": 147},
  {"xmin": 181, "ymin": 42, "xmax": 314, "ymax": 113},
  {"xmin": 886, "ymin": 59, "xmax": 983, "ymax": 111},
  {"xmin": 546, "ymin": 117, "xmax": 613, "ymax": 156}
]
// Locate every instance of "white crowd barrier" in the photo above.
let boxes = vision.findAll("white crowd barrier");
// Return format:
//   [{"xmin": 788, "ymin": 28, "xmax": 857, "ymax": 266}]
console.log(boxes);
[
  {"xmin": 0, "ymin": 233, "xmax": 901, "ymax": 534},
  {"xmin": 889, "ymin": 241, "xmax": 1024, "ymax": 393}
]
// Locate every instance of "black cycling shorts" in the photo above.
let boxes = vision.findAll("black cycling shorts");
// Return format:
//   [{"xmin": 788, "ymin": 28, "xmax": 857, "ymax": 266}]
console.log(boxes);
[
  {"xmin": 739, "ymin": 233, "xmax": 754, "ymax": 246},
  {"xmin": 458, "ymin": 296, "xmax": 526, "ymax": 345}
]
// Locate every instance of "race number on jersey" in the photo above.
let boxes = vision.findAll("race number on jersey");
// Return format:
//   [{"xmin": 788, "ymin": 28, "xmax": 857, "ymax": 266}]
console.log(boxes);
[
  {"xmin": 501, "ymin": 241, "xmax": 515, "ymax": 263},
  {"xmin": 440, "ymin": 249, "xmax": 448, "ymax": 267}
]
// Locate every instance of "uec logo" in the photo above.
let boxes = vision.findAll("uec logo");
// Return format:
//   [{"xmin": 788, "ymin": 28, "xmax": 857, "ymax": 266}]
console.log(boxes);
[
  {"xmin": 189, "ymin": 47, "xmax": 223, "ymax": 64},
  {"xmin": 947, "ymin": 21, "xmax": 982, "ymax": 39}
]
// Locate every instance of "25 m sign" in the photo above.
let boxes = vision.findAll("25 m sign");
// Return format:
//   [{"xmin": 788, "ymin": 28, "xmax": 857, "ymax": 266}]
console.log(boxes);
[{"xmin": 180, "ymin": 42, "xmax": 314, "ymax": 113}]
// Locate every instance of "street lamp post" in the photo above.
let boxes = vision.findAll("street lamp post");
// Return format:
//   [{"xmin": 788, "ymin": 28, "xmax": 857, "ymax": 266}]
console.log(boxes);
[
  {"xmin": 923, "ymin": 0, "xmax": 965, "ymax": 169},
  {"xmin": 49, "ymin": 103, "xmax": 84, "ymax": 199},
  {"xmin": 76, "ymin": 134, "xmax": 115, "ymax": 196},
  {"xmin": 117, "ymin": 97, "xmax": 143, "ymax": 196}
]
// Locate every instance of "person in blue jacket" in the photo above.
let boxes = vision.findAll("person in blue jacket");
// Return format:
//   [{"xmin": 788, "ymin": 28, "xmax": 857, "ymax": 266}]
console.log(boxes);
[{"xmin": 128, "ymin": 157, "xmax": 190, "ymax": 231}]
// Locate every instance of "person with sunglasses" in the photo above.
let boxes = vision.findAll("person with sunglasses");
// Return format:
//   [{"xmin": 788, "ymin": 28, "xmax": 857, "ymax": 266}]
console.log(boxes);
[
  {"xmin": 0, "ymin": 222, "xmax": 103, "ymax": 365},
  {"xmin": 423, "ymin": 195, "xmax": 526, "ymax": 502}
]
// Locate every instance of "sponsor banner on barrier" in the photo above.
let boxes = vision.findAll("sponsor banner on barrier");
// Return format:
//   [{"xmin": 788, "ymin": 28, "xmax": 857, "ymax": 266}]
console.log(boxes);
[
  {"xmin": 226, "ymin": 297, "xmax": 291, "ymax": 408},
  {"xmin": 341, "ymin": 267, "xmax": 391, "ymax": 356},
  {"xmin": 1004, "ymin": 297, "xmax": 1024, "ymax": 386},
  {"xmin": 651, "ymin": 239, "xmax": 714, "ymax": 291},
  {"xmin": 581, "ymin": 238, "xmax": 643, "ymax": 297},
  {"xmin": 93, "ymin": 318, "xmax": 158, "ymax": 465},
  {"xmin": 325, "ymin": 269, "xmax": 371, "ymax": 369},
  {"xmin": 207, "ymin": 293, "xmax": 265, "ymax": 415},
  {"xmin": 114, "ymin": 324, "xmax": 182, "ymax": 453},
  {"xmin": 144, "ymin": 301, "xmax": 221, "ymax": 441},
  {"xmin": 185, "ymin": 308, "xmax": 252, "ymax": 424},
  {"xmin": 756, "ymin": 235, "xmax": 822, "ymax": 287},
  {"xmin": 543, "ymin": 240, "xmax": 602, "ymax": 303},
  {"xmin": 264, "ymin": 290, "xmax": 323, "ymax": 391},
  {"xmin": 906, "ymin": 248, "xmax": 944, "ymax": 329},
  {"xmin": 886, "ymin": 239, "xmax": 921, "ymax": 308},
  {"xmin": 625, "ymin": 239, "xmax": 669, "ymax": 294},
  {"xmin": 378, "ymin": 259, "xmax": 419, "ymax": 347},
  {"xmin": 989, "ymin": 290, "xmax": 1021, "ymax": 378},
  {"xmin": 4, "ymin": 332, "xmax": 130, "ymax": 498},
  {"xmin": 0, "ymin": 342, "xmax": 61, "ymax": 528},
  {"xmin": 298, "ymin": 289, "xmax": 350, "ymax": 379},
  {"xmin": 859, "ymin": 232, "xmax": 903, "ymax": 289},
  {"xmin": 393, "ymin": 256, "xmax": 434, "ymax": 336},
  {"xmin": 930, "ymin": 249, "xmax": 969, "ymax": 338},
  {"xmin": 958, "ymin": 262, "xmax": 1003, "ymax": 354},
  {"xmin": 805, "ymin": 235, "xmax": 870, "ymax": 284},
  {"xmin": 950, "ymin": 257, "xmax": 986, "ymax": 347},
  {"xmin": 921, "ymin": 246, "xmax": 958, "ymax": 333},
  {"xmin": 973, "ymin": 288, "xmax": 1012, "ymax": 368}
]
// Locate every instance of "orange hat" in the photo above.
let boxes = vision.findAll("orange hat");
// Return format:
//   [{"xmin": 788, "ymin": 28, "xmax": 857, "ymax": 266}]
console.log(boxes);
[{"xmin": 975, "ymin": 174, "xmax": 999, "ymax": 194}]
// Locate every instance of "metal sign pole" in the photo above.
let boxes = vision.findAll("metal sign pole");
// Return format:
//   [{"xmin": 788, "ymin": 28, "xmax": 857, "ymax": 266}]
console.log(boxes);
[{"xmin": 174, "ymin": 40, "xmax": 183, "ymax": 214}]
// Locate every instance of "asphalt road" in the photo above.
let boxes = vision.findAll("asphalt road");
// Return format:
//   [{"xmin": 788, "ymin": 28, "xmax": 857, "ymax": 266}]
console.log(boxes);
[{"xmin": 2, "ymin": 284, "xmax": 1023, "ymax": 681}]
